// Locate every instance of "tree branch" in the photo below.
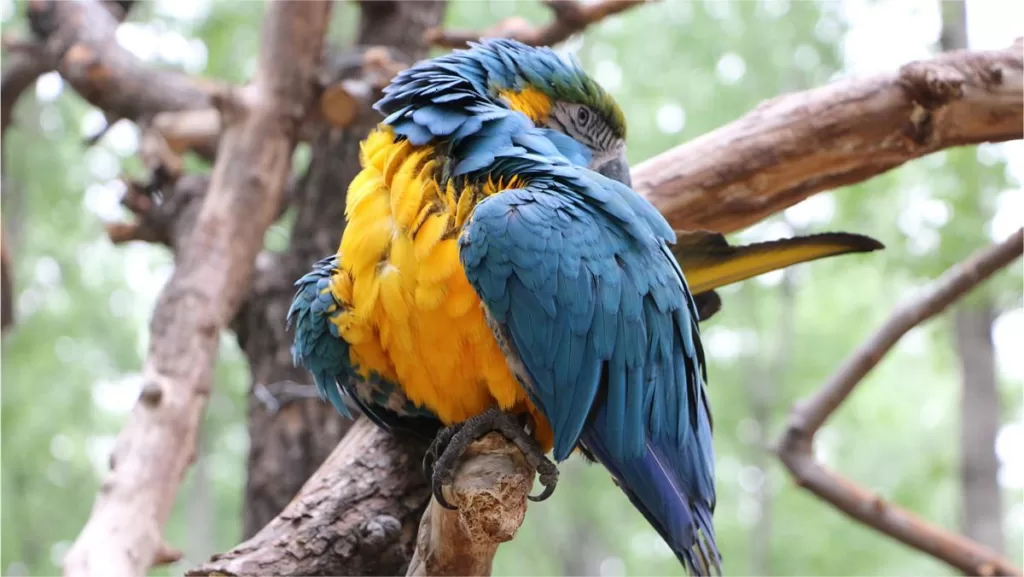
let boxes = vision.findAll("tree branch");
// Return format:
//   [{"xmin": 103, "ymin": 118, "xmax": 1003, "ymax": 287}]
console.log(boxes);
[
  {"xmin": 60, "ymin": 2, "xmax": 333, "ymax": 576},
  {"xmin": 1, "ymin": 1, "xmax": 135, "ymax": 137},
  {"xmin": 194, "ymin": 39, "xmax": 1022, "ymax": 576},
  {"xmin": 406, "ymin": 433, "xmax": 533, "ymax": 576},
  {"xmin": 633, "ymin": 39, "xmax": 1024, "ymax": 234},
  {"xmin": 776, "ymin": 228, "xmax": 1024, "ymax": 577},
  {"xmin": 425, "ymin": 0, "xmax": 647, "ymax": 48},
  {"xmin": 26, "ymin": 0, "xmax": 211, "ymax": 126},
  {"xmin": 188, "ymin": 417, "xmax": 430, "ymax": 577},
  {"xmin": 233, "ymin": 0, "xmax": 447, "ymax": 546}
]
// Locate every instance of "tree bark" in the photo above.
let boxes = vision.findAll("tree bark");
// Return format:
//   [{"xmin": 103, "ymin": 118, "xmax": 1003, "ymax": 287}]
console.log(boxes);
[
  {"xmin": 189, "ymin": 418, "xmax": 431, "ymax": 577},
  {"xmin": 7, "ymin": 1, "xmax": 1018, "ymax": 571},
  {"xmin": 236, "ymin": 0, "xmax": 447, "ymax": 539},
  {"xmin": 632, "ymin": 39, "xmax": 1023, "ymax": 234},
  {"xmin": 59, "ymin": 2, "xmax": 332, "ymax": 576}
]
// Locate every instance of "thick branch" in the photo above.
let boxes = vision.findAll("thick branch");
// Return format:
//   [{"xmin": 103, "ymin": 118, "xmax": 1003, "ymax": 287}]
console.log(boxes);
[
  {"xmin": 60, "ymin": 2, "xmax": 332, "ymax": 577},
  {"xmin": 406, "ymin": 433, "xmax": 533, "ymax": 576},
  {"xmin": 633, "ymin": 39, "xmax": 1024, "ymax": 234},
  {"xmin": 425, "ymin": 0, "xmax": 647, "ymax": 48},
  {"xmin": 1, "ymin": 1, "xmax": 134, "ymax": 137},
  {"xmin": 189, "ymin": 417, "xmax": 430, "ymax": 576},
  {"xmin": 26, "ymin": 0, "xmax": 210, "ymax": 124},
  {"xmin": 777, "ymin": 228, "xmax": 1024, "ymax": 577},
  {"xmin": 204, "ymin": 40, "xmax": 1022, "ymax": 576},
  {"xmin": 234, "ymin": 0, "xmax": 446, "ymax": 545}
]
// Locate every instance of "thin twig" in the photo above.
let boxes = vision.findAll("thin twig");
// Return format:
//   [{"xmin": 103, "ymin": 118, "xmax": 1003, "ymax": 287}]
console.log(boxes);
[
  {"xmin": 425, "ymin": 0, "xmax": 648, "ymax": 48},
  {"xmin": 777, "ymin": 228, "xmax": 1024, "ymax": 577}
]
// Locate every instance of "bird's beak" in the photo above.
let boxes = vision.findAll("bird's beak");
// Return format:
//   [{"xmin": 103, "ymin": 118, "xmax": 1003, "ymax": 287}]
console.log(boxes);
[{"xmin": 596, "ymin": 152, "xmax": 632, "ymax": 188}]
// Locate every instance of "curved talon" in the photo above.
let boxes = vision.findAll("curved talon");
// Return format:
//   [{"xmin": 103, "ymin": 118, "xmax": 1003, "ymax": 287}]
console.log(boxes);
[
  {"xmin": 528, "ymin": 483, "xmax": 556, "ymax": 502},
  {"xmin": 424, "ymin": 407, "xmax": 561, "ymax": 509},
  {"xmin": 431, "ymin": 470, "xmax": 458, "ymax": 510}
]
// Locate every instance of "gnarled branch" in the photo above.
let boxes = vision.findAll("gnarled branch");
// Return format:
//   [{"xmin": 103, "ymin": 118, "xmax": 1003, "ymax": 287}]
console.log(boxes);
[
  {"xmin": 777, "ymin": 228, "xmax": 1024, "ymax": 577},
  {"xmin": 425, "ymin": 0, "xmax": 647, "ymax": 49},
  {"xmin": 59, "ymin": 2, "xmax": 333, "ymax": 576},
  {"xmin": 188, "ymin": 417, "xmax": 430, "ymax": 577},
  {"xmin": 406, "ymin": 433, "xmax": 534, "ymax": 576},
  {"xmin": 634, "ymin": 39, "xmax": 1024, "ymax": 234},
  {"xmin": 194, "ymin": 40, "xmax": 1023, "ymax": 576}
]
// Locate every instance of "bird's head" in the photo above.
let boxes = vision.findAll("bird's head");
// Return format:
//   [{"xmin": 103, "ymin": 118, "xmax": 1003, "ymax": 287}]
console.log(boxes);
[
  {"xmin": 480, "ymin": 39, "xmax": 631, "ymax": 186},
  {"xmin": 375, "ymin": 38, "xmax": 632, "ymax": 186}
]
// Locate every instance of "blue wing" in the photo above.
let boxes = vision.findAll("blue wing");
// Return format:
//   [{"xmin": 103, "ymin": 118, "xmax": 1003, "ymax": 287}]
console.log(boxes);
[
  {"xmin": 459, "ymin": 167, "xmax": 720, "ymax": 574},
  {"xmin": 287, "ymin": 256, "xmax": 441, "ymax": 439}
]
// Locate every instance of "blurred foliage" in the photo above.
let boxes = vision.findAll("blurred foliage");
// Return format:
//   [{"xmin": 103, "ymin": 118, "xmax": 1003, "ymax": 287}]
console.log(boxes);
[{"xmin": 1, "ymin": 0, "xmax": 1021, "ymax": 576}]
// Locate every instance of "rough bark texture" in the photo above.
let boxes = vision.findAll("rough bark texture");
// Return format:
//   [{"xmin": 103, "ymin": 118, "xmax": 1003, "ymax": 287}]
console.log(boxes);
[
  {"xmin": 189, "ymin": 417, "xmax": 430, "ymax": 577},
  {"xmin": 406, "ymin": 433, "xmax": 533, "ymax": 577},
  {"xmin": 777, "ymin": 228, "xmax": 1024, "ymax": 577},
  {"xmin": 4, "ymin": 1, "xmax": 1020, "ymax": 573},
  {"xmin": 236, "ymin": 0, "xmax": 447, "ymax": 539},
  {"xmin": 203, "ymin": 40, "xmax": 1022, "ymax": 576},
  {"xmin": 955, "ymin": 304, "xmax": 1005, "ymax": 554},
  {"xmin": 58, "ymin": 2, "xmax": 332, "ymax": 576},
  {"xmin": 632, "ymin": 40, "xmax": 1024, "ymax": 234}
]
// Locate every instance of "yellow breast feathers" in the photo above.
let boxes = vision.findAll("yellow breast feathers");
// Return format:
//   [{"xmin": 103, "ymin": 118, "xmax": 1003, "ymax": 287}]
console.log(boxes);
[{"xmin": 328, "ymin": 127, "xmax": 553, "ymax": 448}]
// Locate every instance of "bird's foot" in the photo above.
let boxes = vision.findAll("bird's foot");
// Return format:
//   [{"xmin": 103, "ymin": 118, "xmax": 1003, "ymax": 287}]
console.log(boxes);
[{"xmin": 422, "ymin": 407, "xmax": 560, "ymax": 510}]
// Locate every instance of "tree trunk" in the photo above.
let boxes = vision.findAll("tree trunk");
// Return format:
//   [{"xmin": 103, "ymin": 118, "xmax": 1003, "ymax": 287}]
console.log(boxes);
[
  {"xmin": 237, "ymin": 0, "xmax": 447, "ymax": 539},
  {"xmin": 954, "ymin": 304, "xmax": 1005, "ymax": 554},
  {"xmin": 939, "ymin": 0, "xmax": 1005, "ymax": 557}
]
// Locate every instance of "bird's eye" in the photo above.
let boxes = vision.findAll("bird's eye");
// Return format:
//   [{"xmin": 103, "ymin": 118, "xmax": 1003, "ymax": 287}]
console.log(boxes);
[{"xmin": 575, "ymin": 106, "xmax": 591, "ymax": 125}]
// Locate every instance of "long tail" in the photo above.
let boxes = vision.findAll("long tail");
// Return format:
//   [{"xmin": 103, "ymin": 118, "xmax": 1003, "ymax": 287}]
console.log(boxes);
[
  {"xmin": 580, "ymin": 403, "xmax": 721, "ymax": 576},
  {"xmin": 673, "ymin": 230, "xmax": 883, "ymax": 321}
]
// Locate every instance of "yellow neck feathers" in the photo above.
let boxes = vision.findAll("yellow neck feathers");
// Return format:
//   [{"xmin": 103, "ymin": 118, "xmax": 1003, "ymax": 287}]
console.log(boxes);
[{"xmin": 499, "ymin": 86, "xmax": 553, "ymax": 126}]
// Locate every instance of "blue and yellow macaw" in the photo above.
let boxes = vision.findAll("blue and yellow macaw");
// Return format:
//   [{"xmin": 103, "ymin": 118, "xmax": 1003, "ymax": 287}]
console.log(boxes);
[{"xmin": 288, "ymin": 38, "xmax": 882, "ymax": 575}]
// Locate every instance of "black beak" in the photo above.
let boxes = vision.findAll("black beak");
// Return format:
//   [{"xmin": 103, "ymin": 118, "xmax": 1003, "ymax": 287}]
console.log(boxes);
[{"xmin": 596, "ymin": 153, "xmax": 632, "ymax": 188}]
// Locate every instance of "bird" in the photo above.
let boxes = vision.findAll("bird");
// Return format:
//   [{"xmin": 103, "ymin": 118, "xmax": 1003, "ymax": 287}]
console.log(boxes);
[{"xmin": 288, "ymin": 38, "xmax": 883, "ymax": 575}]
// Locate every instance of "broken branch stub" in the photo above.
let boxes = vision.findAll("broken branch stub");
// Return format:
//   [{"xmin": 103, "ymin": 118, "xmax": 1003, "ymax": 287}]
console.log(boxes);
[{"xmin": 407, "ymin": 432, "xmax": 534, "ymax": 577}]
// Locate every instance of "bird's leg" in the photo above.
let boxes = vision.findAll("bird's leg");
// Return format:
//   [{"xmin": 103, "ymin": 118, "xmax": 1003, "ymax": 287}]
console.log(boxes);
[{"xmin": 424, "ymin": 407, "xmax": 560, "ymax": 510}]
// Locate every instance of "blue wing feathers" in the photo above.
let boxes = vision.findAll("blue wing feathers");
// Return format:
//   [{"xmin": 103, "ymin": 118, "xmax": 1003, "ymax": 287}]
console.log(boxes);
[
  {"xmin": 460, "ymin": 168, "xmax": 720, "ymax": 575},
  {"xmin": 370, "ymin": 36, "xmax": 719, "ymax": 574}
]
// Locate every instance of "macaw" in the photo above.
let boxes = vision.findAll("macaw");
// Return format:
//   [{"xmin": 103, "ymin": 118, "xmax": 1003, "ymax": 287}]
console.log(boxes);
[{"xmin": 288, "ymin": 38, "xmax": 882, "ymax": 575}]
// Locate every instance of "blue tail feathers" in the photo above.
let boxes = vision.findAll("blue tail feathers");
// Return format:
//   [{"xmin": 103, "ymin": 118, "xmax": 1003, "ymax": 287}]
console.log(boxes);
[{"xmin": 581, "ymin": 416, "xmax": 721, "ymax": 575}]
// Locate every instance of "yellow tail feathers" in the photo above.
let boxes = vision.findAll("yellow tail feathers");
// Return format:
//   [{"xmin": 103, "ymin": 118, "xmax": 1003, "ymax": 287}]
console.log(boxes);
[{"xmin": 672, "ymin": 230, "xmax": 884, "ymax": 321}]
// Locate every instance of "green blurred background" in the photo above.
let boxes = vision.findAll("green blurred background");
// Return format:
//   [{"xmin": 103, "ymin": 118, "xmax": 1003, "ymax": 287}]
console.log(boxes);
[{"xmin": 1, "ymin": 0, "xmax": 1021, "ymax": 575}]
